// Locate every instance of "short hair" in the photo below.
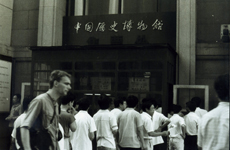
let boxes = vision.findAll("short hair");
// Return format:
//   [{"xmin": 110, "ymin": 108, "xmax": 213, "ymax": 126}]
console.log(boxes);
[
  {"xmin": 146, "ymin": 97, "xmax": 158, "ymax": 108},
  {"xmin": 191, "ymin": 97, "xmax": 201, "ymax": 107},
  {"xmin": 78, "ymin": 97, "xmax": 91, "ymax": 110},
  {"xmin": 98, "ymin": 96, "xmax": 112, "ymax": 109},
  {"xmin": 49, "ymin": 70, "xmax": 71, "ymax": 88},
  {"xmin": 114, "ymin": 97, "xmax": 126, "ymax": 108},
  {"xmin": 126, "ymin": 95, "xmax": 139, "ymax": 108},
  {"xmin": 22, "ymin": 96, "xmax": 33, "ymax": 112},
  {"xmin": 15, "ymin": 94, "xmax": 21, "ymax": 102},
  {"xmin": 214, "ymin": 74, "xmax": 229, "ymax": 101},
  {"xmin": 186, "ymin": 101, "xmax": 196, "ymax": 112},
  {"xmin": 141, "ymin": 98, "xmax": 153, "ymax": 112},
  {"xmin": 60, "ymin": 92, "xmax": 76, "ymax": 105},
  {"xmin": 172, "ymin": 104, "xmax": 182, "ymax": 113}
]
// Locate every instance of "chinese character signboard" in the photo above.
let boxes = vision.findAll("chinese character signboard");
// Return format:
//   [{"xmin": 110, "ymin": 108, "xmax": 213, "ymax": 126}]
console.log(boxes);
[
  {"xmin": 63, "ymin": 12, "xmax": 175, "ymax": 47},
  {"xmin": 129, "ymin": 77, "xmax": 149, "ymax": 91},
  {"xmin": 91, "ymin": 77, "xmax": 111, "ymax": 91}
]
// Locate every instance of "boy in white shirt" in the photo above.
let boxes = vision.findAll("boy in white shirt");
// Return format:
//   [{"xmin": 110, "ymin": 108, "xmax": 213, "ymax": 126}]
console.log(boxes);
[
  {"xmin": 184, "ymin": 101, "xmax": 200, "ymax": 150},
  {"xmin": 71, "ymin": 97, "xmax": 97, "ymax": 150},
  {"xmin": 168, "ymin": 104, "xmax": 186, "ymax": 150},
  {"xmin": 111, "ymin": 97, "xmax": 127, "ymax": 121},
  {"xmin": 141, "ymin": 98, "xmax": 169, "ymax": 150},
  {"xmin": 93, "ymin": 95, "xmax": 118, "ymax": 150}
]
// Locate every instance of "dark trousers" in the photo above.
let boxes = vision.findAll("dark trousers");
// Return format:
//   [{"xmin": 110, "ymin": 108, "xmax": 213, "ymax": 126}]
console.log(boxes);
[{"xmin": 184, "ymin": 135, "xmax": 198, "ymax": 150}]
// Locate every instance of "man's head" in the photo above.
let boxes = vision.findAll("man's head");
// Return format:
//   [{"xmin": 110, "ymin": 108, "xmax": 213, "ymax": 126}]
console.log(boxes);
[
  {"xmin": 126, "ymin": 95, "xmax": 139, "ymax": 108},
  {"xmin": 98, "ymin": 95, "xmax": 112, "ymax": 110},
  {"xmin": 186, "ymin": 101, "xmax": 196, "ymax": 112},
  {"xmin": 13, "ymin": 94, "xmax": 21, "ymax": 104},
  {"xmin": 114, "ymin": 97, "xmax": 127, "ymax": 110},
  {"xmin": 214, "ymin": 74, "xmax": 229, "ymax": 102},
  {"xmin": 78, "ymin": 97, "xmax": 91, "ymax": 111},
  {"xmin": 22, "ymin": 96, "xmax": 33, "ymax": 112},
  {"xmin": 172, "ymin": 104, "xmax": 182, "ymax": 114},
  {"xmin": 60, "ymin": 92, "xmax": 76, "ymax": 106},
  {"xmin": 49, "ymin": 70, "xmax": 71, "ymax": 96},
  {"xmin": 191, "ymin": 97, "xmax": 202, "ymax": 107},
  {"xmin": 142, "ymin": 98, "xmax": 155, "ymax": 116}
]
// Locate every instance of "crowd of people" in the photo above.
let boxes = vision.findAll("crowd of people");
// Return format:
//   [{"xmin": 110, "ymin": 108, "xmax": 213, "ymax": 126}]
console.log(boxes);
[{"xmin": 6, "ymin": 70, "xmax": 229, "ymax": 150}]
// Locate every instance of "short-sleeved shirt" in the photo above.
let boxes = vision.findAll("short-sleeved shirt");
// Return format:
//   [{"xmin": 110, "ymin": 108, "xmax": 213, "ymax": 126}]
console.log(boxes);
[
  {"xmin": 141, "ymin": 112, "xmax": 154, "ymax": 139},
  {"xmin": 71, "ymin": 110, "xmax": 97, "ymax": 150},
  {"xmin": 184, "ymin": 112, "xmax": 200, "ymax": 135},
  {"xmin": 12, "ymin": 113, "xmax": 26, "ymax": 149},
  {"xmin": 111, "ymin": 108, "xmax": 122, "ymax": 122},
  {"xmin": 151, "ymin": 111, "xmax": 169, "ymax": 145},
  {"xmin": 168, "ymin": 114, "xmax": 185, "ymax": 138},
  {"xmin": 59, "ymin": 110, "xmax": 75, "ymax": 138},
  {"xmin": 118, "ymin": 108, "xmax": 143, "ymax": 148},
  {"xmin": 8, "ymin": 104, "xmax": 21, "ymax": 127},
  {"xmin": 93, "ymin": 109, "xmax": 118, "ymax": 149},
  {"xmin": 21, "ymin": 93, "xmax": 60, "ymax": 150},
  {"xmin": 195, "ymin": 107, "xmax": 208, "ymax": 118},
  {"xmin": 198, "ymin": 102, "xmax": 229, "ymax": 150}
]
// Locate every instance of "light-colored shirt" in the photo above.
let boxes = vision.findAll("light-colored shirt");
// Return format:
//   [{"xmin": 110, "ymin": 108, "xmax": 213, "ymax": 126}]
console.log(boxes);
[
  {"xmin": 111, "ymin": 108, "xmax": 122, "ymax": 121},
  {"xmin": 197, "ymin": 102, "xmax": 229, "ymax": 150},
  {"xmin": 168, "ymin": 114, "xmax": 185, "ymax": 138},
  {"xmin": 141, "ymin": 112, "xmax": 154, "ymax": 139},
  {"xmin": 118, "ymin": 108, "xmax": 143, "ymax": 148},
  {"xmin": 11, "ymin": 113, "xmax": 26, "ymax": 149},
  {"xmin": 151, "ymin": 111, "xmax": 169, "ymax": 145},
  {"xmin": 184, "ymin": 112, "xmax": 200, "ymax": 135},
  {"xmin": 195, "ymin": 107, "xmax": 208, "ymax": 118},
  {"xmin": 93, "ymin": 109, "xmax": 118, "ymax": 149},
  {"xmin": 141, "ymin": 112, "xmax": 154, "ymax": 150},
  {"xmin": 21, "ymin": 93, "xmax": 60, "ymax": 150},
  {"xmin": 71, "ymin": 110, "xmax": 97, "ymax": 150}
]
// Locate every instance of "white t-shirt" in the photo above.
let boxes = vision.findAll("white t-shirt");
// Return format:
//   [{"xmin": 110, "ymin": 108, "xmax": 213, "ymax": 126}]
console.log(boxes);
[
  {"xmin": 71, "ymin": 111, "xmax": 97, "ymax": 150},
  {"xmin": 118, "ymin": 108, "xmax": 143, "ymax": 148},
  {"xmin": 141, "ymin": 112, "xmax": 154, "ymax": 150},
  {"xmin": 11, "ymin": 113, "xmax": 26, "ymax": 149},
  {"xmin": 111, "ymin": 108, "xmax": 122, "ymax": 122},
  {"xmin": 168, "ymin": 114, "xmax": 185, "ymax": 138},
  {"xmin": 184, "ymin": 112, "xmax": 200, "ymax": 135},
  {"xmin": 151, "ymin": 111, "xmax": 169, "ymax": 145},
  {"xmin": 195, "ymin": 107, "xmax": 208, "ymax": 118},
  {"xmin": 93, "ymin": 109, "xmax": 118, "ymax": 149},
  {"xmin": 198, "ymin": 102, "xmax": 229, "ymax": 150}
]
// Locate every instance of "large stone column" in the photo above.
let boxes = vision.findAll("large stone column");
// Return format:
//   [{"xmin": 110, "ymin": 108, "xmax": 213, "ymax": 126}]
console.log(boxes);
[
  {"xmin": 176, "ymin": 0, "xmax": 196, "ymax": 105},
  {"xmin": 37, "ymin": 0, "xmax": 66, "ymax": 46}
]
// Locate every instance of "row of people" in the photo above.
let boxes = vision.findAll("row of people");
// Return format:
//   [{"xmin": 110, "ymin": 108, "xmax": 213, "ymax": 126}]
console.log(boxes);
[{"xmin": 9, "ymin": 70, "xmax": 229, "ymax": 150}]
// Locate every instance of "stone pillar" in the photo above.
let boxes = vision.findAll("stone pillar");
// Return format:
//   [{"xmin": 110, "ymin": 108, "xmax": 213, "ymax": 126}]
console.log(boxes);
[
  {"xmin": 37, "ymin": 0, "xmax": 66, "ymax": 46},
  {"xmin": 109, "ymin": 0, "xmax": 118, "ymax": 14},
  {"xmin": 74, "ymin": 0, "xmax": 84, "ymax": 16},
  {"xmin": 176, "ymin": 0, "xmax": 196, "ymax": 105},
  {"xmin": 0, "ymin": 0, "xmax": 14, "ymax": 57}
]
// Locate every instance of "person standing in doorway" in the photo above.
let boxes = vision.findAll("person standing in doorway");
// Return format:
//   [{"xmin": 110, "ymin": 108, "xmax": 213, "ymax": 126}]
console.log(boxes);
[
  {"xmin": 6, "ymin": 94, "xmax": 21, "ymax": 150},
  {"xmin": 20, "ymin": 70, "xmax": 72, "ymax": 150}
]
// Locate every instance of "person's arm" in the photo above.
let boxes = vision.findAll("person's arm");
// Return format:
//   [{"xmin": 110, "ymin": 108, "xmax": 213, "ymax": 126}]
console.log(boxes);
[
  {"xmin": 181, "ymin": 124, "xmax": 186, "ymax": 139},
  {"xmin": 20, "ymin": 127, "xmax": 32, "ymax": 150},
  {"xmin": 155, "ymin": 118, "xmax": 171, "ymax": 132},
  {"xmin": 70, "ymin": 121, "xmax": 77, "ymax": 132},
  {"xmin": 148, "ymin": 130, "xmax": 169, "ymax": 137},
  {"xmin": 137, "ymin": 125, "xmax": 147, "ymax": 150},
  {"xmin": 89, "ymin": 131, "xmax": 95, "ymax": 141}
]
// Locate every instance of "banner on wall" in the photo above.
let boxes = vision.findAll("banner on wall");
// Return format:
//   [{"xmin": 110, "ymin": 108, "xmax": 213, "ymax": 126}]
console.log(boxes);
[{"xmin": 0, "ymin": 59, "xmax": 12, "ymax": 112}]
